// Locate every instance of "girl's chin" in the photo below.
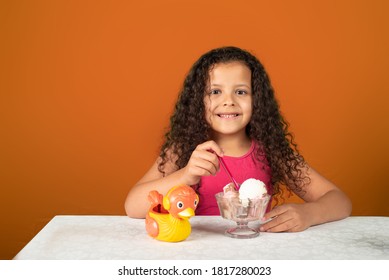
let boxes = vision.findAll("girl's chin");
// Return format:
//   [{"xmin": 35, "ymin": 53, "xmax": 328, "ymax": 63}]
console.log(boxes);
[{"xmin": 210, "ymin": 129, "xmax": 247, "ymax": 137}]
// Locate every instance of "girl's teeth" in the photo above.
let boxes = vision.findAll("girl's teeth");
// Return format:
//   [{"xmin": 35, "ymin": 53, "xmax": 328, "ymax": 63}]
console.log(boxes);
[{"xmin": 219, "ymin": 114, "xmax": 238, "ymax": 118}]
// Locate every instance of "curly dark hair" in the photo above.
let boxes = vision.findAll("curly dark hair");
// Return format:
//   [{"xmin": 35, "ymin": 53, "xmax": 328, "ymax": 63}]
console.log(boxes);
[{"xmin": 158, "ymin": 46, "xmax": 309, "ymax": 201}]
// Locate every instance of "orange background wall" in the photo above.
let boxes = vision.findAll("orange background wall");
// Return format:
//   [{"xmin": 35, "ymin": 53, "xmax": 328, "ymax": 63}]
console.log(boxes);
[{"xmin": 1, "ymin": 0, "xmax": 388, "ymax": 259}]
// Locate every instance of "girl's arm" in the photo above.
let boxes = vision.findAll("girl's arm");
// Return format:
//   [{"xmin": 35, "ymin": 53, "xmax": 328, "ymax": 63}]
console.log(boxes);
[
  {"xmin": 260, "ymin": 166, "xmax": 352, "ymax": 232},
  {"xmin": 124, "ymin": 159, "xmax": 186, "ymax": 218},
  {"xmin": 124, "ymin": 141, "xmax": 223, "ymax": 218}
]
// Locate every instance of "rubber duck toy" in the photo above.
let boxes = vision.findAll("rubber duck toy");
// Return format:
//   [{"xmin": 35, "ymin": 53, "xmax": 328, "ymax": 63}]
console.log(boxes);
[{"xmin": 145, "ymin": 185, "xmax": 199, "ymax": 242}]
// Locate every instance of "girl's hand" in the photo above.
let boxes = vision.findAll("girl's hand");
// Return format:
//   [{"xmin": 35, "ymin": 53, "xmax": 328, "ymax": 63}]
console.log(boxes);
[
  {"xmin": 181, "ymin": 140, "xmax": 224, "ymax": 186},
  {"xmin": 259, "ymin": 203, "xmax": 314, "ymax": 233}
]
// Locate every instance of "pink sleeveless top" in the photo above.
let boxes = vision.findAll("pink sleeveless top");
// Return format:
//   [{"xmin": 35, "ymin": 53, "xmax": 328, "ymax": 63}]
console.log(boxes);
[{"xmin": 195, "ymin": 140, "xmax": 272, "ymax": 215}]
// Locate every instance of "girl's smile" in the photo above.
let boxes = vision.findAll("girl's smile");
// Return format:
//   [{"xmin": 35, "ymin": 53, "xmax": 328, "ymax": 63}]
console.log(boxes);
[
  {"xmin": 204, "ymin": 61, "xmax": 252, "ymax": 137},
  {"xmin": 217, "ymin": 113, "xmax": 240, "ymax": 119}
]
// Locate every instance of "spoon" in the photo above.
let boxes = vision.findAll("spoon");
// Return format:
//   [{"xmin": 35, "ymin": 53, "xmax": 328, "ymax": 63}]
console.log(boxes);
[{"xmin": 218, "ymin": 156, "xmax": 240, "ymax": 190}]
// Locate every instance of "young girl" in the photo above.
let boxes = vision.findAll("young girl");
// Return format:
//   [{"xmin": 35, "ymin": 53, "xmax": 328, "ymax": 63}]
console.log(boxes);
[{"xmin": 125, "ymin": 46, "xmax": 352, "ymax": 232}]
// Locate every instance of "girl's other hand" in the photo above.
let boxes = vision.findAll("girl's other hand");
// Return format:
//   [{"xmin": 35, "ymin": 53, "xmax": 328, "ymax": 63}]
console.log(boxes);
[
  {"xmin": 181, "ymin": 140, "xmax": 224, "ymax": 186},
  {"xmin": 259, "ymin": 203, "xmax": 314, "ymax": 233}
]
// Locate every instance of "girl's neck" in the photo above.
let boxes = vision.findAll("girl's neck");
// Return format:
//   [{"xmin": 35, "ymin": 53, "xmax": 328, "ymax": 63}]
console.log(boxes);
[{"xmin": 211, "ymin": 133, "xmax": 252, "ymax": 157}]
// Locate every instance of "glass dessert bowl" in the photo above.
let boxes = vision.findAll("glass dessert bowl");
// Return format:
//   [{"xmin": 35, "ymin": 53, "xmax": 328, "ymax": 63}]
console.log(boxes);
[{"xmin": 215, "ymin": 192, "xmax": 271, "ymax": 239}]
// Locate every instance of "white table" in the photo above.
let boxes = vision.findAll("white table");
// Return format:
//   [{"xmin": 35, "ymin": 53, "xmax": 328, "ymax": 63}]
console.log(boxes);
[{"xmin": 14, "ymin": 216, "xmax": 389, "ymax": 260}]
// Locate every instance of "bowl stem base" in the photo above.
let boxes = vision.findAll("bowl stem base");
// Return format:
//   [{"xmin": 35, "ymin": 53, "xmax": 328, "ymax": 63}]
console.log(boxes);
[{"xmin": 224, "ymin": 221, "xmax": 259, "ymax": 239}]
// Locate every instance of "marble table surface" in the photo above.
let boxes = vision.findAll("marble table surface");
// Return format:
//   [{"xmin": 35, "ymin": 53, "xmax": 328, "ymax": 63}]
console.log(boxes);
[{"xmin": 14, "ymin": 215, "xmax": 389, "ymax": 260}]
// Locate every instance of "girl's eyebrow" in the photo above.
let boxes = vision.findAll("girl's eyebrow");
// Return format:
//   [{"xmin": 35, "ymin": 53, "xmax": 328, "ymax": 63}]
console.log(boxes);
[{"xmin": 211, "ymin": 83, "xmax": 251, "ymax": 88}]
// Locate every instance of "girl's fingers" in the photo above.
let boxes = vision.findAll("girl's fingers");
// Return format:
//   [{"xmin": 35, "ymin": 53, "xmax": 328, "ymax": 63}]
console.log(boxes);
[
  {"xmin": 260, "ymin": 214, "xmax": 293, "ymax": 232},
  {"xmin": 192, "ymin": 142, "xmax": 222, "ymax": 172},
  {"xmin": 260, "ymin": 204, "xmax": 310, "ymax": 232},
  {"xmin": 184, "ymin": 140, "xmax": 223, "ymax": 183},
  {"xmin": 265, "ymin": 221, "xmax": 299, "ymax": 233},
  {"xmin": 190, "ymin": 165, "xmax": 214, "ymax": 177},
  {"xmin": 190, "ymin": 157, "xmax": 218, "ymax": 176},
  {"xmin": 192, "ymin": 150, "xmax": 219, "ymax": 168},
  {"xmin": 263, "ymin": 205, "xmax": 287, "ymax": 220},
  {"xmin": 197, "ymin": 140, "xmax": 224, "ymax": 157}
]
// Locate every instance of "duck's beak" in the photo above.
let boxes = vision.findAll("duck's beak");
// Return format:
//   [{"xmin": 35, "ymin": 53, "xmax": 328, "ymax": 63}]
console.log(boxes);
[{"xmin": 178, "ymin": 208, "xmax": 195, "ymax": 218}]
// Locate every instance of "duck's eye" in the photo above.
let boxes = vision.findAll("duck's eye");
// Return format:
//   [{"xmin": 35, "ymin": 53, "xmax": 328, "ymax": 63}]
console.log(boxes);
[
  {"xmin": 177, "ymin": 201, "xmax": 184, "ymax": 209},
  {"xmin": 194, "ymin": 200, "xmax": 198, "ymax": 207}
]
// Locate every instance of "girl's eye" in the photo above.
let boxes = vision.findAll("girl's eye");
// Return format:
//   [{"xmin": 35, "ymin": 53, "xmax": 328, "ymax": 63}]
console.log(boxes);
[
  {"xmin": 210, "ymin": 89, "xmax": 221, "ymax": 95},
  {"xmin": 236, "ymin": 90, "xmax": 247, "ymax": 95}
]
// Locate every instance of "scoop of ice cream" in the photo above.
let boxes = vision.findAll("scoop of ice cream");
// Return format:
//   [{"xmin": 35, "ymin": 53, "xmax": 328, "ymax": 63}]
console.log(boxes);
[
  {"xmin": 223, "ymin": 183, "xmax": 238, "ymax": 198},
  {"xmin": 239, "ymin": 178, "xmax": 267, "ymax": 206}
]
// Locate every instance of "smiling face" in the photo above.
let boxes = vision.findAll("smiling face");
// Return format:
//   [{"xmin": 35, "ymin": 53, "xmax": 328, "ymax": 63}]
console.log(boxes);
[{"xmin": 204, "ymin": 61, "xmax": 253, "ymax": 138}]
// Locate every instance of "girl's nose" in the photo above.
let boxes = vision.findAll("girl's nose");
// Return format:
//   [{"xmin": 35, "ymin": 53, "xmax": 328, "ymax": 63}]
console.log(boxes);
[{"xmin": 222, "ymin": 93, "xmax": 235, "ymax": 106}]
